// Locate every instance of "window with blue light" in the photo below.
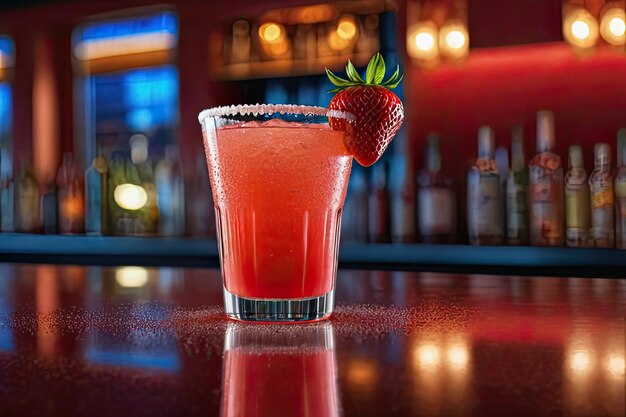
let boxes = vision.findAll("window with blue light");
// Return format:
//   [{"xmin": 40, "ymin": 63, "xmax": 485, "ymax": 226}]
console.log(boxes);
[
  {"xmin": 91, "ymin": 65, "xmax": 179, "ymax": 155},
  {"xmin": 0, "ymin": 35, "xmax": 14, "ymax": 179},
  {"xmin": 74, "ymin": 11, "xmax": 179, "ymax": 161}
]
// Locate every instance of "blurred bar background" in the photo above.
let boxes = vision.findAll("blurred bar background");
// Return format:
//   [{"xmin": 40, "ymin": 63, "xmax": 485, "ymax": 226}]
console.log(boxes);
[{"xmin": 0, "ymin": 0, "xmax": 625, "ymax": 257}]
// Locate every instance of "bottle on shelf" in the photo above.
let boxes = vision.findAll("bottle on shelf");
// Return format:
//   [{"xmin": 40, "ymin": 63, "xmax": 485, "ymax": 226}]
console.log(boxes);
[
  {"xmin": 341, "ymin": 165, "xmax": 369, "ymax": 243},
  {"xmin": 417, "ymin": 133, "xmax": 456, "ymax": 243},
  {"xmin": 495, "ymin": 145, "xmax": 509, "ymax": 236},
  {"xmin": 0, "ymin": 177, "xmax": 14, "ymax": 232},
  {"xmin": 186, "ymin": 155, "xmax": 216, "ymax": 238},
  {"xmin": 528, "ymin": 110, "xmax": 564, "ymax": 246},
  {"xmin": 389, "ymin": 129, "xmax": 415, "ymax": 244},
  {"xmin": 564, "ymin": 146, "xmax": 591, "ymax": 247},
  {"xmin": 506, "ymin": 127, "xmax": 529, "ymax": 245},
  {"xmin": 14, "ymin": 157, "xmax": 40, "ymax": 233},
  {"xmin": 130, "ymin": 134, "xmax": 158, "ymax": 236},
  {"xmin": 85, "ymin": 151, "xmax": 108, "ymax": 236},
  {"xmin": 368, "ymin": 160, "xmax": 390, "ymax": 243},
  {"xmin": 589, "ymin": 143, "xmax": 615, "ymax": 248},
  {"xmin": 467, "ymin": 126, "xmax": 503, "ymax": 245},
  {"xmin": 56, "ymin": 153, "xmax": 85, "ymax": 235},
  {"xmin": 41, "ymin": 182, "xmax": 58, "ymax": 234},
  {"xmin": 615, "ymin": 132, "xmax": 626, "ymax": 249},
  {"xmin": 155, "ymin": 144, "xmax": 185, "ymax": 237}
]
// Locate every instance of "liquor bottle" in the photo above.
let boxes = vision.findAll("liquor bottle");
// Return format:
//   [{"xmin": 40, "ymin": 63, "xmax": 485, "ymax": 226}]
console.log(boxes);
[
  {"xmin": 417, "ymin": 133, "xmax": 456, "ymax": 243},
  {"xmin": 368, "ymin": 160, "xmax": 390, "ymax": 243},
  {"xmin": 186, "ymin": 155, "xmax": 216, "ymax": 238},
  {"xmin": 615, "ymin": 135, "xmax": 626, "ymax": 249},
  {"xmin": 389, "ymin": 129, "xmax": 415, "ymax": 244},
  {"xmin": 56, "ymin": 153, "xmax": 85, "ymax": 234},
  {"xmin": 108, "ymin": 151, "xmax": 143, "ymax": 236},
  {"xmin": 0, "ymin": 178, "xmax": 14, "ymax": 232},
  {"xmin": 495, "ymin": 146, "xmax": 509, "ymax": 236},
  {"xmin": 565, "ymin": 146, "xmax": 591, "ymax": 247},
  {"xmin": 506, "ymin": 127, "xmax": 529, "ymax": 245},
  {"xmin": 130, "ymin": 134, "xmax": 158, "ymax": 236},
  {"xmin": 14, "ymin": 158, "xmax": 40, "ymax": 233},
  {"xmin": 589, "ymin": 143, "xmax": 615, "ymax": 248},
  {"xmin": 528, "ymin": 110, "xmax": 564, "ymax": 246},
  {"xmin": 467, "ymin": 126, "xmax": 503, "ymax": 245},
  {"xmin": 155, "ymin": 144, "xmax": 185, "ymax": 237},
  {"xmin": 341, "ymin": 165, "xmax": 368, "ymax": 242},
  {"xmin": 85, "ymin": 154, "xmax": 108, "ymax": 236},
  {"xmin": 41, "ymin": 182, "xmax": 58, "ymax": 234}
]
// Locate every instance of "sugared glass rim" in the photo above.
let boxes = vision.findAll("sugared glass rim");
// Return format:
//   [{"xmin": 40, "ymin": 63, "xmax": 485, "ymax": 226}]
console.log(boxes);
[{"xmin": 198, "ymin": 103, "xmax": 354, "ymax": 124}]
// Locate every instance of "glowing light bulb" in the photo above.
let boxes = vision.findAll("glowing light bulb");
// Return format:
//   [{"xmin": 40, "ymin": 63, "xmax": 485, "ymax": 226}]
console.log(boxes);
[
  {"xmin": 114, "ymin": 183, "xmax": 148, "ymax": 211},
  {"xmin": 600, "ymin": 7, "xmax": 626, "ymax": 46},
  {"xmin": 572, "ymin": 20, "xmax": 591, "ymax": 40},
  {"xmin": 259, "ymin": 22, "xmax": 284, "ymax": 44},
  {"xmin": 337, "ymin": 15, "xmax": 357, "ymax": 40},
  {"xmin": 564, "ymin": 9, "xmax": 599, "ymax": 48},
  {"xmin": 406, "ymin": 21, "xmax": 439, "ymax": 61},
  {"xmin": 446, "ymin": 30, "xmax": 466, "ymax": 49},
  {"xmin": 115, "ymin": 267, "xmax": 149, "ymax": 288},
  {"xmin": 439, "ymin": 21, "xmax": 469, "ymax": 60},
  {"xmin": 416, "ymin": 32, "xmax": 435, "ymax": 51}
]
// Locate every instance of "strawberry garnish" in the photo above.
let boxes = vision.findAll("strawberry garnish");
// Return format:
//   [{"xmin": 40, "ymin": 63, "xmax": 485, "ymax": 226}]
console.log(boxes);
[{"xmin": 326, "ymin": 53, "xmax": 404, "ymax": 167}]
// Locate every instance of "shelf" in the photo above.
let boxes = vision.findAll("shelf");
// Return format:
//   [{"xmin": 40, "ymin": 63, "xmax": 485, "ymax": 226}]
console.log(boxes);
[{"xmin": 1, "ymin": 234, "xmax": 625, "ymax": 277}]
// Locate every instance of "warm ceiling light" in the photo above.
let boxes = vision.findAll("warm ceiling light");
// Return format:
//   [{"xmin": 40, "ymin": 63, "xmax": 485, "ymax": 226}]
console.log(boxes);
[
  {"xmin": 337, "ymin": 15, "xmax": 357, "ymax": 40},
  {"xmin": 114, "ymin": 183, "xmax": 148, "ymax": 211},
  {"xmin": 407, "ymin": 21, "xmax": 439, "ymax": 61},
  {"xmin": 600, "ymin": 7, "xmax": 626, "ymax": 46},
  {"xmin": 439, "ymin": 20, "xmax": 469, "ymax": 60},
  {"xmin": 563, "ymin": 9, "xmax": 599, "ymax": 48},
  {"xmin": 259, "ymin": 22, "xmax": 285, "ymax": 44},
  {"xmin": 570, "ymin": 350, "xmax": 592, "ymax": 372}
]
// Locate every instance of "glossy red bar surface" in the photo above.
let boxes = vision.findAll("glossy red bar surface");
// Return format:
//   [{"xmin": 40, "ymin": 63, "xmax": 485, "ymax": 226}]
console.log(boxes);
[{"xmin": 0, "ymin": 264, "xmax": 624, "ymax": 417}]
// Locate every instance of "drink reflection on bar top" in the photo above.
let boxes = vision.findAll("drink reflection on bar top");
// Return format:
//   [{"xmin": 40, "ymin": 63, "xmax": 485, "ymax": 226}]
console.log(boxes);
[{"xmin": 222, "ymin": 322, "xmax": 340, "ymax": 417}]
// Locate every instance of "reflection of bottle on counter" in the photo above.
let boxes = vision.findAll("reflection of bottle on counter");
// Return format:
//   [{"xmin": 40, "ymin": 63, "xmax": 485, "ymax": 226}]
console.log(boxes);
[
  {"xmin": 615, "ymin": 131, "xmax": 626, "ymax": 249},
  {"xmin": 506, "ymin": 127, "xmax": 529, "ymax": 245},
  {"xmin": 417, "ymin": 133, "xmax": 456, "ymax": 243},
  {"xmin": 565, "ymin": 146, "xmax": 591, "ymax": 247},
  {"xmin": 589, "ymin": 143, "xmax": 614, "ymax": 248},
  {"xmin": 529, "ymin": 110, "xmax": 564, "ymax": 246},
  {"xmin": 221, "ymin": 323, "xmax": 339, "ymax": 417},
  {"xmin": 467, "ymin": 126, "xmax": 503, "ymax": 245}
]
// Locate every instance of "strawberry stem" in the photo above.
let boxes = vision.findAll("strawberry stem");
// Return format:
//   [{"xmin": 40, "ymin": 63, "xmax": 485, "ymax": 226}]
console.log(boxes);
[{"xmin": 326, "ymin": 52, "xmax": 403, "ymax": 92}]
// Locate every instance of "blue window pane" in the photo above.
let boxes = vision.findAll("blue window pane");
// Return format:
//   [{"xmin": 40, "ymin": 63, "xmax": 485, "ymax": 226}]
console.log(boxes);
[
  {"xmin": 74, "ymin": 11, "xmax": 178, "ymax": 43},
  {"xmin": 0, "ymin": 36, "xmax": 14, "ymax": 64},
  {"xmin": 92, "ymin": 66, "xmax": 179, "ymax": 156},
  {"xmin": 0, "ymin": 83, "xmax": 12, "ymax": 178}
]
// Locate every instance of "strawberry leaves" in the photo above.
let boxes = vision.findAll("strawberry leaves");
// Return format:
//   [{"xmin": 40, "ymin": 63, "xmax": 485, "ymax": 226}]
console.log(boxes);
[{"xmin": 326, "ymin": 52, "xmax": 402, "ymax": 92}]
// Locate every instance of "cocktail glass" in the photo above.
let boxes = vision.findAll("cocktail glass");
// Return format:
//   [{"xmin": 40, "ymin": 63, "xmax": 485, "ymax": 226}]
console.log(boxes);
[{"xmin": 198, "ymin": 104, "xmax": 353, "ymax": 322}]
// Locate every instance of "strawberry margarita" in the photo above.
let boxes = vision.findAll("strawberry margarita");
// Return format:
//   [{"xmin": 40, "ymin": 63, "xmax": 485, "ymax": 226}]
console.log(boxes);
[
  {"xmin": 199, "ymin": 105, "xmax": 353, "ymax": 321},
  {"xmin": 199, "ymin": 54, "xmax": 404, "ymax": 322}
]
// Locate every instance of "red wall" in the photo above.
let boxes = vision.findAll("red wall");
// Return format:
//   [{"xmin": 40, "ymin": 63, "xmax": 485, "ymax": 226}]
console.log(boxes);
[{"xmin": 407, "ymin": 43, "xmax": 626, "ymax": 181}]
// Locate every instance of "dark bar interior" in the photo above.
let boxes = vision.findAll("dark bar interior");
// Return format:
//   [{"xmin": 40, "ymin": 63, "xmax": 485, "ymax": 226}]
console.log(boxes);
[{"xmin": 0, "ymin": 0, "xmax": 624, "ymax": 416}]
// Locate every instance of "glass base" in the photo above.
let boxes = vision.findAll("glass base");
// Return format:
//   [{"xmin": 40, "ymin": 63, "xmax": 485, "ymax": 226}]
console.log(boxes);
[{"xmin": 223, "ymin": 288, "xmax": 334, "ymax": 323}]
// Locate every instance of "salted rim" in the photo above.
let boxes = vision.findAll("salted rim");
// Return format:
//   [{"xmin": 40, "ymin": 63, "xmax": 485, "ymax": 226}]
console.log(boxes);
[{"xmin": 198, "ymin": 103, "xmax": 354, "ymax": 124}]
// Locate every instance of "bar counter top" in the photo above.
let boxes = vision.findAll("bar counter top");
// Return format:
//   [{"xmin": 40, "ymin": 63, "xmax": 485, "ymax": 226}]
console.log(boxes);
[{"xmin": 0, "ymin": 263, "xmax": 624, "ymax": 417}]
